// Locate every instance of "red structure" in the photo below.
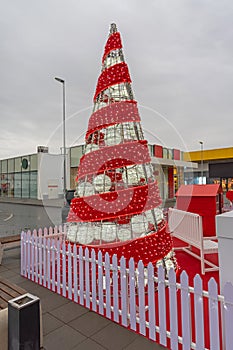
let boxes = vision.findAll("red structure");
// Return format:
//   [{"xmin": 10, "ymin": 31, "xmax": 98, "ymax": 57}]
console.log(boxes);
[
  {"xmin": 175, "ymin": 184, "xmax": 223, "ymax": 236},
  {"xmin": 66, "ymin": 23, "xmax": 177, "ymax": 271}
]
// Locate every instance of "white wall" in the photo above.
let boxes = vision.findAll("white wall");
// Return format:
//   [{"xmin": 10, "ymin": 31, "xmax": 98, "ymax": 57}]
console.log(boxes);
[
  {"xmin": 216, "ymin": 210, "xmax": 233, "ymax": 293},
  {"xmin": 37, "ymin": 153, "xmax": 70, "ymax": 200}
]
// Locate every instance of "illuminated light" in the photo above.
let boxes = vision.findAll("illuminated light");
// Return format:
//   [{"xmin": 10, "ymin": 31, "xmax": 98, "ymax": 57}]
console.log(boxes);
[
  {"xmin": 64, "ymin": 24, "xmax": 177, "ymax": 272},
  {"xmin": 93, "ymin": 174, "xmax": 112, "ymax": 192},
  {"xmin": 117, "ymin": 226, "xmax": 132, "ymax": 241},
  {"xmin": 85, "ymin": 144, "xmax": 99, "ymax": 154},
  {"xmin": 77, "ymin": 182, "xmax": 95, "ymax": 197},
  {"xmin": 122, "ymin": 164, "xmax": 145, "ymax": 185},
  {"xmin": 101, "ymin": 222, "xmax": 117, "ymax": 242},
  {"xmin": 66, "ymin": 223, "xmax": 78, "ymax": 242},
  {"xmin": 104, "ymin": 125, "xmax": 121, "ymax": 146},
  {"xmin": 131, "ymin": 214, "xmax": 149, "ymax": 235}
]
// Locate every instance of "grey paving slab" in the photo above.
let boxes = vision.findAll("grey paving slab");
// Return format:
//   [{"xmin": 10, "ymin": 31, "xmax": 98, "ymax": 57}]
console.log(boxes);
[
  {"xmin": 71, "ymin": 338, "xmax": 107, "ymax": 350},
  {"xmin": 6, "ymin": 272, "xmax": 26, "ymax": 285},
  {"xmin": 69, "ymin": 310, "xmax": 111, "ymax": 337},
  {"xmin": 92, "ymin": 322, "xmax": 138, "ymax": 350},
  {"xmin": 17, "ymin": 279, "xmax": 58, "ymax": 298},
  {"xmin": 123, "ymin": 335, "xmax": 166, "ymax": 349},
  {"xmin": 50, "ymin": 301, "xmax": 89, "ymax": 324},
  {"xmin": 39, "ymin": 291, "xmax": 70, "ymax": 313},
  {"xmin": 0, "ymin": 269, "xmax": 18, "ymax": 279},
  {"xmin": 42, "ymin": 313, "xmax": 64, "ymax": 336},
  {"xmin": 0, "ymin": 265, "xmax": 8, "ymax": 272},
  {"xmin": 43, "ymin": 324, "xmax": 86, "ymax": 350}
]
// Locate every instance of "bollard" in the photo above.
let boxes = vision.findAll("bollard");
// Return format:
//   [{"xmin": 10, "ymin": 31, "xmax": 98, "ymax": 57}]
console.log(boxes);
[{"xmin": 8, "ymin": 293, "xmax": 40, "ymax": 350}]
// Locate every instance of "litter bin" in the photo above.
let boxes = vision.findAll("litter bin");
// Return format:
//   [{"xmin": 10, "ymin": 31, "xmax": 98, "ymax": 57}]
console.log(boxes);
[{"xmin": 8, "ymin": 293, "xmax": 40, "ymax": 350}]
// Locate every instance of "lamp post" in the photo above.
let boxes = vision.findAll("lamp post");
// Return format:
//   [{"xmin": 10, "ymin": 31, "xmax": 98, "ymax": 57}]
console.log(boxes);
[
  {"xmin": 55, "ymin": 77, "xmax": 67, "ymax": 198},
  {"xmin": 199, "ymin": 141, "xmax": 204, "ymax": 184}
]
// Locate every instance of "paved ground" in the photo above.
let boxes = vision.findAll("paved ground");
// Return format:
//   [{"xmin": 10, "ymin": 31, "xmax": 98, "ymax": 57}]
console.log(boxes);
[
  {"xmin": 0, "ymin": 198, "xmax": 64, "ymax": 236},
  {"xmin": 1, "ymin": 248, "xmax": 165, "ymax": 350}
]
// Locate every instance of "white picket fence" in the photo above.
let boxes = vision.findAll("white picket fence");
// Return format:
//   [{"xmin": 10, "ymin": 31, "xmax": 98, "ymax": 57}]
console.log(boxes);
[{"xmin": 20, "ymin": 227, "xmax": 233, "ymax": 350}]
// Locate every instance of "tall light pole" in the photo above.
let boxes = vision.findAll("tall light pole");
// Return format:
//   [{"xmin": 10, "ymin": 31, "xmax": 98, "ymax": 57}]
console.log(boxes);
[
  {"xmin": 55, "ymin": 77, "xmax": 67, "ymax": 198},
  {"xmin": 199, "ymin": 141, "xmax": 204, "ymax": 184}
]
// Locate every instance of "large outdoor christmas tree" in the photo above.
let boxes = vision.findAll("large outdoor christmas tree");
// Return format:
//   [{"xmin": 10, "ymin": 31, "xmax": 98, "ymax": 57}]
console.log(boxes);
[{"xmin": 66, "ymin": 23, "xmax": 176, "ymax": 271}]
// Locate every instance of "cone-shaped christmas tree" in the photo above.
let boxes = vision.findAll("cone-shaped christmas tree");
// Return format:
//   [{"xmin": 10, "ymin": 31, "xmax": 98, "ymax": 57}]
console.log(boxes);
[{"xmin": 67, "ymin": 23, "xmax": 176, "ymax": 270}]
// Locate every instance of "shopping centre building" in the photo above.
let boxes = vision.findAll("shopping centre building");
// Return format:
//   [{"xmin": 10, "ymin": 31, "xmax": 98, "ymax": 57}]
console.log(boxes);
[
  {"xmin": 2, "ymin": 144, "xmax": 233, "ymax": 203},
  {"xmin": 0, "ymin": 144, "xmax": 196, "ymax": 204},
  {"xmin": 183, "ymin": 146, "xmax": 233, "ymax": 193}
]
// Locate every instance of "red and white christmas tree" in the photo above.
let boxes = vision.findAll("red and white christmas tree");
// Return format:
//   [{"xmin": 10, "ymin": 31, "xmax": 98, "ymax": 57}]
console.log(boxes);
[{"xmin": 67, "ymin": 23, "xmax": 176, "ymax": 271}]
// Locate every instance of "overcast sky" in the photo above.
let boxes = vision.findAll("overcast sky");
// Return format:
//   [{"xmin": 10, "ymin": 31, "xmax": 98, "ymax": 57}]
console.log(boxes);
[{"xmin": 1, "ymin": 0, "xmax": 233, "ymax": 159}]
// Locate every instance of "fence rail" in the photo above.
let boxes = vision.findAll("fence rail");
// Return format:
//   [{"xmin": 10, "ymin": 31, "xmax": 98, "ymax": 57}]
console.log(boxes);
[{"xmin": 21, "ymin": 227, "xmax": 233, "ymax": 349}]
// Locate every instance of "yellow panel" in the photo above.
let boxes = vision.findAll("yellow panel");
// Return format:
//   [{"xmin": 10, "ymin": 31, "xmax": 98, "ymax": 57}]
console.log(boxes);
[{"xmin": 184, "ymin": 147, "xmax": 233, "ymax": 161}]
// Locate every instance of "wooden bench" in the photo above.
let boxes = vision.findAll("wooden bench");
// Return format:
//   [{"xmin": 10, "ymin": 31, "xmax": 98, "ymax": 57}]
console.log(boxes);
[
  {"xmin": 0, "ymin": 278, "xmax": 43, "ymax": 349},
  {"xmin": 0, "ymin": 234, "xmax": 21, "ymax": 264},
  {"xmin": 0, "ymin": 278, "xmax": 27, "ymax": 350},
  {"xmin": 168, "ymin": 208, "xmax": 219, "ymax": 275}
]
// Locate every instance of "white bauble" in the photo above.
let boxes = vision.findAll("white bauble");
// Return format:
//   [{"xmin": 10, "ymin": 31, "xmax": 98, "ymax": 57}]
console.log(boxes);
[
  {"xmin": 154, "ymin": 208, "xmax": 163, "ymax": 223},
  {"xmin": 67, "ymin": 223, "xmax": 78, "ymax": 242},
  {"xmin": 101, "ymin": 223, "xmax": 117, "ymax": 242},
  {"xmin": 77, "ymin": 182, "xmax": 94, "ymax": 197},
  {"xmin": 131, "ymin": 214, "xmax": 149, "ymax": 235},
  {"xmin": 123, "ymin": 123, "xmax": 136, "ymax": 140},
  {"xmin": 90, "ymin": 224, "xmax": 101, "ymax": 240},
  {"xmin": 77, "ymin": 225, "xmax": 94, "ymax": 245},
  {"xmin": 85, "ymin": 144, "xmax": 99, "ymax": 154},
  {"xmin": 93, "ymin": 174, "xmax": 112, "ymax": 192},
  {"xmin": 122, "ymin": 165, "xmax": 145, "ymax": 185},
  {"xmin": 117, "ymin": 227, "xmax": 132, "ymax": 241},
  {"xmin": 145, "ymin": 164, "xmax": 153, "ymax": 178},
  {"xmin": 145, "ymin": 210, "xmax": 154, "ymax": 223},
  {"xmin": 105, "ymin": 126, "xmax": 121, "ymax": 146}
]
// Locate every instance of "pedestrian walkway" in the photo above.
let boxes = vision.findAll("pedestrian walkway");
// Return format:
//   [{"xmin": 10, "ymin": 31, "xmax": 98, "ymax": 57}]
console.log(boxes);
[
  {"xmin": 0, "ymin": 248, "xmax": 165, "ymax": 350},
  {"xmin": 0, "ymin": 197, "xmax": 63, "ymax": 208}
]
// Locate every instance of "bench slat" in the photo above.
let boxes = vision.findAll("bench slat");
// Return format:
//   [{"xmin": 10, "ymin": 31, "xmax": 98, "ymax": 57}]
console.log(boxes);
[
  {"xmin": 0, "ymin": 278, "xmax": 26, "ymax": 310},
  {"xmin": 0, "ymin": 234, "xmax": 21, "ymax": 244}
]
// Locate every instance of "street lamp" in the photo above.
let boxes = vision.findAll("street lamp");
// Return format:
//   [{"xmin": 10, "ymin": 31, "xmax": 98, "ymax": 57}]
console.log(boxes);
[
  {"xmin": 55, "ymin": 77, "xmax": 67, "ymax": 198},
  {"xmin": 199, "ymin": 141, "xmax": 204, "ymax": 184}
]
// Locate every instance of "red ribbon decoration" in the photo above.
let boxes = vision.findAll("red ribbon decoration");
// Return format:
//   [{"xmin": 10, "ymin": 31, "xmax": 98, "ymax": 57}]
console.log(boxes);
[
  {"xmin": 94, "ymin": 63, "xmax": 131, "ymax": 101},
  {"xmin": 86, "ymin": 101, "xmax": 140, "ymax": 140},
  {"xmin": 67, "ymin": 182, "xmax": 161, "ymax": 223},
  {"xmin": 67, "ymin": 222, "xmax": 172, "ymax": 266},
  {"xmin": 102, "ymin": 32, "xmax": 122, "ymax": 63},
  {"xmin": 78, "ymin": 140, "xmax": 150, "ymax": 179}
]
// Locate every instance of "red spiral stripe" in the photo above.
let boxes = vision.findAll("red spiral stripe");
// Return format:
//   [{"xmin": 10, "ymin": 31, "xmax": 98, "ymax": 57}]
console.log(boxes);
[
  {"xmin": 102, "ymin": 32, "xmax": 122, "ymax": 63},
  {"xmin": 78, "ymin": 140, "xmax": 150, "ymax": 179},
  {"xmin": 86, "ymin": 101, "xmax": 140, "ymax": 139},
  {"xmin": 94, "ymin": 63, "xmax": 131, "ymax": 101}
]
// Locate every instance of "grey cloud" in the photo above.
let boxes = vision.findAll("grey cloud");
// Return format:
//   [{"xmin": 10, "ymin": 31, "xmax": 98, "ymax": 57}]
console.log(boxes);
[{"xmin": 1, "ymin": 0, "xmax": 233, "ymax": 159}]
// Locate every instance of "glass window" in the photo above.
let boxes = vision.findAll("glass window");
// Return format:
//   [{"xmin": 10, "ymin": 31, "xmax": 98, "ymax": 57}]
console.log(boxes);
[
  {"xmin": 22, "ymin": 172, "xmax": 29, "ymax": 197},
  {"xmin": 30, "ymin": 171, "xmax": 37, "ymax": 198},
  {"xmin": 30, "ymin": 154, "xmax": 38, "ymax": 171},
  {"xmin": 1, "ymin": 160, "xmax": 7, "ymax": 173},
  {"xmin": 8, "ymin": 158, "xmax": 14, "ymax": 173},
  {"xmin": 15, "ymin": 157, "xmax": 22, "ymax": 172},
  {"xmin": 8, "ymin": 174, "xmax": 14, "ymax": 197},
  {"xmin": 168, "ymin": 149, "xmax": 173, "ymax": 160},
  {"xmin": 70, "ymin": 146, "xmax": 84, "ymax": 167},
  {"xmin": 163, "ymin": 148, "xmax": 168, "ymax": 159},
  {"xmin": 14, "ymin": 173, "xmax": 22, "ymax": 197},
  {"xmin": 1, "ymin": 173, "xmax": 9, "ymax": 196}
]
